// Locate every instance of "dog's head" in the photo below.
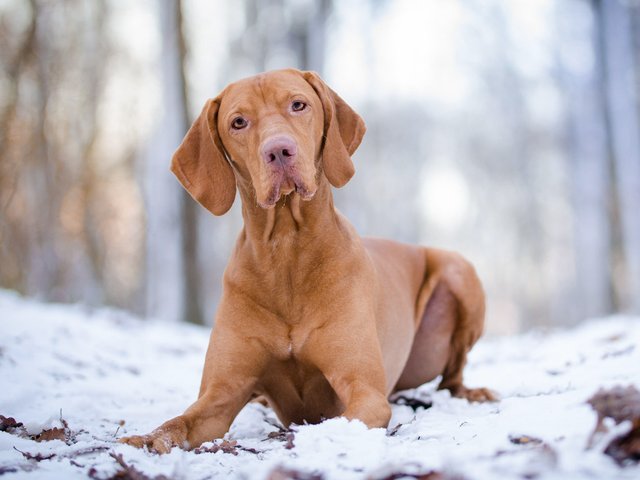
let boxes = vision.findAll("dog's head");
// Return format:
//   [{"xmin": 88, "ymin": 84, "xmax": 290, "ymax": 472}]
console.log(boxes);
[{"xmin": 171, "ymin": 69, "xmax": 366, "ymax": 215}]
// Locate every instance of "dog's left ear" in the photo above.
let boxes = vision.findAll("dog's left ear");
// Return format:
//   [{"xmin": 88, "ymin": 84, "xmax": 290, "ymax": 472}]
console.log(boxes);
[{"xmin": 303, "ymin": 71, "xmax": 366, "ymax": 187}]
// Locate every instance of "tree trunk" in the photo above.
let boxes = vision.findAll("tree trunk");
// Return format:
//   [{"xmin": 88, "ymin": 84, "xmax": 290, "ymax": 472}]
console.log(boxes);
[
  {"xmin": 144, "ymin": 0, "xmax": 188, "ymax": 322},
  {"xmin": 176, "ymin": 0, "xmax": 204, "ymax": 325},
  {"xmin": 561, "ymin": 0, "xmax": 614, "ymax": 320},
  {"xmin": 598, "ymin": 0, "xmax": 640, "ymax": 313}
]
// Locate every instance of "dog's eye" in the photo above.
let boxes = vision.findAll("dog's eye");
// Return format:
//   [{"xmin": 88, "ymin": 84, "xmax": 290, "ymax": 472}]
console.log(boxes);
[
  {"xmin": 231, "ymin": 117, "xmax": 248, "ymax": 130},
  {"xmin": 291, "ymin": 101, "xmax": 307, "ymax": 112}
]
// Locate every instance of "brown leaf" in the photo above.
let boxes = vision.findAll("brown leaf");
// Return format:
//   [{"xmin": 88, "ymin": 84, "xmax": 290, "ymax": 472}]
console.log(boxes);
[
  {"xmin": 266, "ymin": 430, "xmax": 295, "ymax": 449},
  {"xmin": 0, "ymin": 415, "xmax": 23, "ymax": 432},
  {"xmin": 587, "ymin": 385, "xmax": 640, "ymax": 464},
  {"xmin": 194, "ymin": 439, "xmax": 237, "ymax": 455},
  {"xmin": 509, "ymin": 434, "xmax": 543, "ymax": 445},
  {"xmin": 193, "ymin": 439, "xmax": 260, "ymax": 455},
  {"xmin": 88, "ymin": 453, "xmax": 171, "ymax": 480},
  {"xmin": 604, "ymin": 424, "xmax": 640, "ymax": 465},
  {"xmin": 34, "ymin": 427, "xmax": 66, "ymax": 442},
  {"xmin": 31, "ymin": 413, "xmax": 76, "ymax": 444},
  {"xmin": 587, "ymin": 385, "xmax": 640, "ymax": 425}
]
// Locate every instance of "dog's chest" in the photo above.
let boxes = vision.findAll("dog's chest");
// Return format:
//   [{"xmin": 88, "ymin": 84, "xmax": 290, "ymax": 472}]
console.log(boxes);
[{"xmin": 268, "ymin": 323, "xmax": 315, "ymax": 362}]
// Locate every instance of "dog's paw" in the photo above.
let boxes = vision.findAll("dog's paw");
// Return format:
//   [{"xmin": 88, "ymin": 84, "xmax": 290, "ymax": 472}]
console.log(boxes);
[
  {"xmin": 462, "ymin": 387, "xmax": 498, "ymax": 402},
  {"xmin": 119, "ymin": 433, "xmax": 175, "ymax": 454},
  {"xmin": 447, "ymin": 385, "xmax": 499, "ymax": 403},
  {"xmin": 119, "ymin": 434, "xmax": 147, "ymax": 449},
  {"xmin": 119, "ymin": 417, "xmax": 189, "ymax": 454}
]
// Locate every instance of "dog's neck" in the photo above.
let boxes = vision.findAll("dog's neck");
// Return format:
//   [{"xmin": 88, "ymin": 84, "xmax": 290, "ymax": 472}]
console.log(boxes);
[{"xmin": 237, "ymin": 176, "xmax": 340, "ymax": 245}]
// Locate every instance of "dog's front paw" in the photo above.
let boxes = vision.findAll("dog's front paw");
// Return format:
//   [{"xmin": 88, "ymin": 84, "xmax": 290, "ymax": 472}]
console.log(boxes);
[{"xmin": 119, "ymin": 416, "xmax": 189, "ymax": 454}]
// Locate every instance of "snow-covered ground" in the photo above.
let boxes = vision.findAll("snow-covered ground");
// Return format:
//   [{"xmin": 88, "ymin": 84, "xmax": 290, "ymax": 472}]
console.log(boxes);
[{"xmin": 0, "ymin": 289, "xmax": 639, "ymax": 479}]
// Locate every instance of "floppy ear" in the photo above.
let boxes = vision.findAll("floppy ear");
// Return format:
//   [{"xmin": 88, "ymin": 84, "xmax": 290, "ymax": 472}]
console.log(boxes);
[
  {"xmin": 303, "ymin": 71, "xmax": 366, "ymax": 187},
  {"xmin": 170, "ymin": 98, "xmax": 236, "ymax": 216}
]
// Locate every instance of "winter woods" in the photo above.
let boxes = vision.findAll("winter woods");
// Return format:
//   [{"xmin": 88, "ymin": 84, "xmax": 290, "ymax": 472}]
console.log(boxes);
[{"xmin": 0, "ymin": 0, "xmax": 638, "ymax": 332}]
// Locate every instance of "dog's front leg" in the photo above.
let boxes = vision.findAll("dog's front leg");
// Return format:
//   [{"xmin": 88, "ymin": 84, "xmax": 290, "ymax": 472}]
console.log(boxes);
[
  {"xmin": 305, "ymin": 319, "xmax": 392, "ymax": 428},
  {"xmin": 121, "ymin": 320, "xmax": 269, "ymax": 453},
  {"xmin": 119, "ymin": 387, "xmax": 248, "ymax": 454}
]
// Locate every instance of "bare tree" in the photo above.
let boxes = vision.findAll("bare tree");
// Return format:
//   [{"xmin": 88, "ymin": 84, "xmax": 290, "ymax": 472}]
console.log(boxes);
[
  {"xmin": 557, "ymin": 0, "xmax": 614, "ymax": 320},
  {"xmin": 143, "ymin": 0, "xmax": 190, "ymax": 322},
  {"xmin": 175, "ymin": 0, "xmax": 204, "ymax": 325},
  {"xmin": 597, "ymin": 0, "xmax": 640, "ymax": 314},
  {"xmin": 0, "ymin": 0, "xmax": 112, "ymax": 305}
]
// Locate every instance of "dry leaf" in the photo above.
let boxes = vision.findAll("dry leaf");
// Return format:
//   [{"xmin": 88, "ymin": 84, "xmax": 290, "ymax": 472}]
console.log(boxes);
[
  {"xmin": 34, "ymin": 427, "xmax": 66, "ymax": 442},
  {"xmin": 509, "ymin": 434, "xmax": 543, "ymax": 445},
  {"xmin": 267, "ymin": 430, "xmax": 295, "ymax": 449},
  {"xmin": 587, "ymin": 385, "xmax": 640, "ymax": 464},
  {"xmin": 194, "ymin": 439, "xmax": 260, "ymax": 455},
  {"xmin": 0, "ymin": 415, "xmax": 23, "ymax": 432},
  {"xmin": 588, "ymin": 385, "xmax": 640, "ymax": 424},
  {"xmin": 89, "ymin": 452, "xmax": 171, "ymax": 480}
]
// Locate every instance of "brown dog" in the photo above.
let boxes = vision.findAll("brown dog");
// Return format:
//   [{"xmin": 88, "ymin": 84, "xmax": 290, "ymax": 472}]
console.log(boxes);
[{"xmin": 121, "ymin": 69, "xmax": 495, "ymax": 453}]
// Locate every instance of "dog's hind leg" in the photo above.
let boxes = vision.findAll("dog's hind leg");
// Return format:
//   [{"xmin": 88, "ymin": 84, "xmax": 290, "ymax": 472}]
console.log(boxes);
[
  {"xmin": 395, "ymin": 248, "xmax": 496, "ymax": 402},
  {"xmin": 432, "ymin": 251, "xmax": 496, "ymax": 402}
]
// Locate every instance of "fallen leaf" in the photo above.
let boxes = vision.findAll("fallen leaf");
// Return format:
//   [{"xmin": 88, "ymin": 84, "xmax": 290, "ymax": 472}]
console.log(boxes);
[
  {"xmin": 31, "ymin": 412, "xmax": 76, "ymax": 444},
  {"xmin": 34, "ymin": 427, "xmax": 66, "ymax": 442},
  {"xmin": 588, "ymin": 385, "xmax": 640, "ymax": 425},
  {"xmin": 194, "ymin": 439, "xmax": 260, "ymax": 455},
  {"xmin": 604, "ymin": 426, "xmax": 640, "ymax": 465},
  {"xmin": 509, "ymin": 434, "xmax": 543, "ymax": 445},
  {"xmin": 266, "ymin": 430, "xmax": 295, "ymax": 449},
  {"xmin": 13, "ymin": 446, "xmax": 55, "ymax": 462},
  {"xmin": 89, "ymin": 452, "xmax": 171, "ymax": 480},
  {"xmin": 587, "ymin": 385, "xmax": 640, "ymax": 464},
  {"xmin": 0, "ymin": 415, "xmax": 23, "ymax": 432}
]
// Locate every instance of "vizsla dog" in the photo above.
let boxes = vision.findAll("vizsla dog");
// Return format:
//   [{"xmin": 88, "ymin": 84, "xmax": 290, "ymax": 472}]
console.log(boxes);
[{"xmin": 121, "ymin": 69, "xmax": 494, "ymax": 453}]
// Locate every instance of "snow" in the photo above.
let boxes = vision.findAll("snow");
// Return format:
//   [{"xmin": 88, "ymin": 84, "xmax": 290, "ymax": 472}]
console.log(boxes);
[{"xmin": 0, "ymin": 289, "xmax": 639, "ymax": 479}]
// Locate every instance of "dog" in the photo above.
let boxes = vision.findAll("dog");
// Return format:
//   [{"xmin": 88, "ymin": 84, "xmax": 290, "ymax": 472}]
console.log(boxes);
[{"xmin": 121, "ymin": 69, "xmax": 495, "ymax": 453}]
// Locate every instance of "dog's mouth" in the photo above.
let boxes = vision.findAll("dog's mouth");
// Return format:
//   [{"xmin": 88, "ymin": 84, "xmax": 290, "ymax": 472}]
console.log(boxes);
[{"xmin": 258, "ymin": 169, "xmax": 316, "ymax": 209}]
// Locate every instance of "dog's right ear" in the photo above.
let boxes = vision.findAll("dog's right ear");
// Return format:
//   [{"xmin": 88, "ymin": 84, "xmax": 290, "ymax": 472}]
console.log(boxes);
[{"xmin": 171, "ymin": 98, "xmax": 236, "ymax": 216}]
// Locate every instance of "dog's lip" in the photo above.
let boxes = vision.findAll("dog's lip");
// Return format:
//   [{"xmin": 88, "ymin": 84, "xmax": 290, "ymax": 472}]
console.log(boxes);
[
  {"xmin": 258, "ymin": 185, "xmax": 281, "ymax": 208},
  {"xmin": 280, "ymin": 178, "xmax": 296, "ymax": 195},
  {"xmin": 294, "ymin": 181, "xmax": 316, "ymax": 200},
  {"xmin": 258, "ymin": 177, "xmax": 316, "ymax": 209}
]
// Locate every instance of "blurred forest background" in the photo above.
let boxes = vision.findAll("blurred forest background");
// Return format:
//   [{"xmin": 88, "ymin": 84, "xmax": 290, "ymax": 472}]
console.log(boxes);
[{"xmin": 0, "ymin": 0, "xmax": 639, "ymax": 334}]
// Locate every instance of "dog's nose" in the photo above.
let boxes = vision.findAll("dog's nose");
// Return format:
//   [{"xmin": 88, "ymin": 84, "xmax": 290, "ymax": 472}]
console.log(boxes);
[{"xmin": 261, "ymin": 136, "xmax": 297, "ymax": 165}]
